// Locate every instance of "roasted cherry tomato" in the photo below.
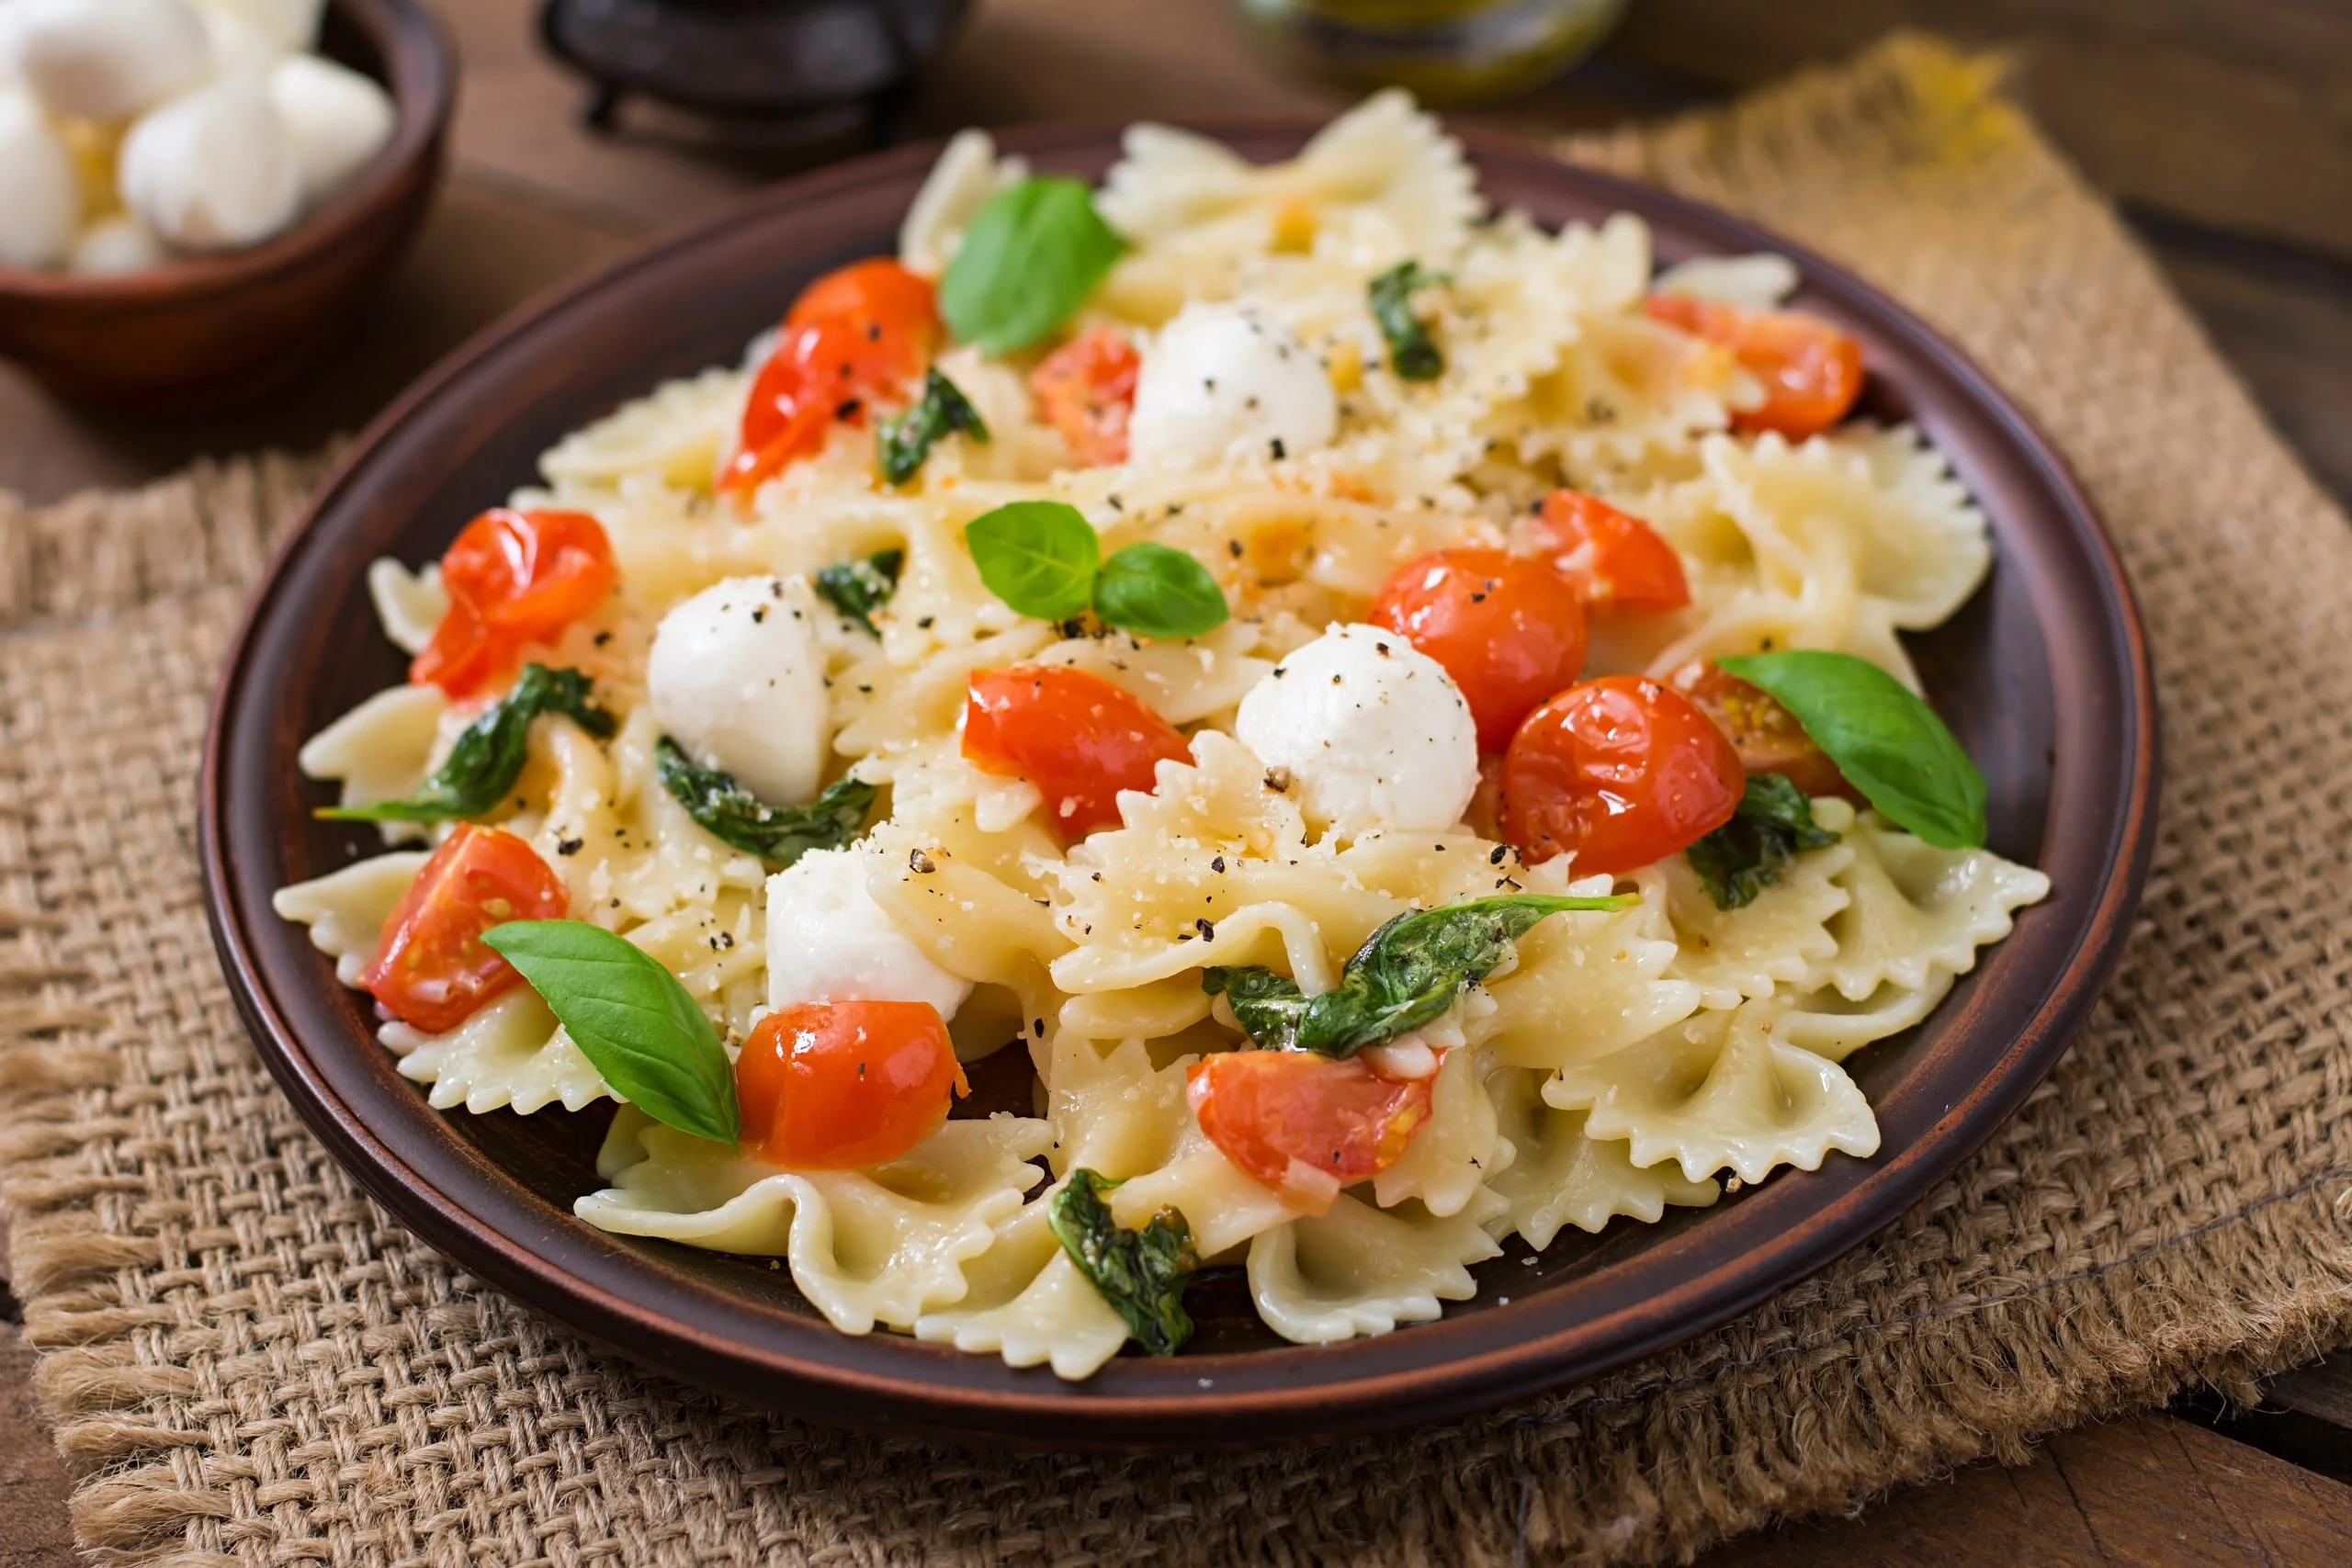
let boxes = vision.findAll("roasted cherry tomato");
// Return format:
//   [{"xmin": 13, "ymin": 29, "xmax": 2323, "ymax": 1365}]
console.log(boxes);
[
  {"xmin": 360, "ymin": 824, "xmax": 570, "ymax": 1033},
  {"xmin": 1644, "ymin": 293, "xmax": 1864, "ymax": 441},
  {"xmin": 1537, "ymin": 490, "xmax": 1690, "ymax": 615},
  {"xmin": 962, "ymin": 665, "xmax": 1192, "ymax": 838},
  {"xmin": 1187, "ymin": 1049, "xmax": 1434, "ymax": 1209},
  {"xmin": 412, "ymin": 508, "xmax": 618, "ymax": 696},
  {"xmin": 1029, "ymin": 325, "xmax": 1140, "ymax": 467},
  {"xmin": 1499, "ymin": 674, "xmax": 1745, "ymax": 874},
  {"xmin": 736, "ymin": 999, "xmax": 966, "ymax": 1169},
  {"xmin": 1368, "ymin": 548, "xmax": 1589, "ymax": 751},
  {"xmin": 1670, "ymin": 659, "xmax": 1855, "ymax": 801},
  {"xmin": 722, "ymin": 258, "xmax": 938, "ymax": 494}
]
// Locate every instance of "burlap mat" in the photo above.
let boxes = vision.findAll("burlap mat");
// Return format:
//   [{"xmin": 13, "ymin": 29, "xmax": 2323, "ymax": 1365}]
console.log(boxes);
[{"xmin": 6, "ymin": 34, "xmax": 2352, "ymax": 1567}]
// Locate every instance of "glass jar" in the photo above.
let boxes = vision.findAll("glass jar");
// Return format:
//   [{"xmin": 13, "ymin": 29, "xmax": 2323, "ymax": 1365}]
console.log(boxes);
[{"xmin": 1237, "ymin": 0, "xmax": 1630, "ymax": 106}]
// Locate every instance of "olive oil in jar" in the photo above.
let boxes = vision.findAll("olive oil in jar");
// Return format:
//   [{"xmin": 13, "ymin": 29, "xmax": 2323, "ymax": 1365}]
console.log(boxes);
[{"xmin": 1237, "ymin": 0, "xmax": 1628, "ymax": 105}]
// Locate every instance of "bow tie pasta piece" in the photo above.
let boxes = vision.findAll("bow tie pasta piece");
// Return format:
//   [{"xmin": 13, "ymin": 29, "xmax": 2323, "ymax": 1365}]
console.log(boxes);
[
  {"xmin": 1645, "ymin": 797, "xmax": 1860, "ymax": 1010},
  {"xmin": 1052, "ymin": 731, "xmax": 1404, "ymax": 997},
  {"xmin": 1818, "ymin": 812, "xmax": 2052, "ymax": 1002},
  {"xmin": 919, "ymin": 1036, "xmax": 1303, "ymax": 1376},
  {"xmin": 1780, "ymin": 972, "xmax": 1956, "ymax": 1064},
  {"xmin": 1247, "ymin": 1185, "xmax": 1508, "ymax": 1346},
  {"xmin": 1366, "ymin": 1040, "xmax": 1508, "ymax": 1219},
  {"xmin": 1543, "ymin": 997, "xmax": 1880, "ymax": 1187},
  {"xmin": 578, "ymin": 1110, "xmax": 1052, "ymax": 1336},
  {"xmin": 1484, "ymin": 1068, "xmax": 1718, "ymax": 1250},
  {"xmin": 366, "ymin": 558, "xmax": 450, "ymax": 656},
  {"xmin": 1478, "ymin": 862, "xmax": 1701, "ymax": 1077},
  {"xmin": 273, "ymin": 850, "xmax": 432, "ymax": 987},
  {"xmin": 539, "ymin": 365, "xmax": 747, "ymax": 495},
  {"xmin": 381, "ymin": 987, "xmax": 614, "ymax": 1116},
  {"xmin": 1486, "ymin": 309, "xmax": 1739, "ymax": 491},
  {"xmin": 298, "ymin": 682, "xmax": 449, "ymax": 837},
  {"xmin": 1097, "ymin": 89, "xmax": 1479, "ymax": 286},
  {"xmin": 897, "ymin": 128, "xmax": 1031, "ymax": 277}
]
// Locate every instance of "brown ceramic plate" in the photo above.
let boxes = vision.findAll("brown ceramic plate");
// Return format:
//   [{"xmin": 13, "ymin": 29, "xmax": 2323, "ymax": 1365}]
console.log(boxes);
[{"xmin": 200, "ymin": 121, "xmax": 2157, "ymax": 1450}]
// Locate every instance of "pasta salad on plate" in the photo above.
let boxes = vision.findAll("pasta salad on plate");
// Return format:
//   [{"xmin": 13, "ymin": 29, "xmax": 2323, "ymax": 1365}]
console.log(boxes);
[{"xmin": 275, "ymin": 93, "xmax": 2048, "ymax": 1380}]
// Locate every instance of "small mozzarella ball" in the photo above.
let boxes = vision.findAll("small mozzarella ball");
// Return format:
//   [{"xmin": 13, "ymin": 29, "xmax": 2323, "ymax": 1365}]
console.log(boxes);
[
  {"xmin": 1128, "ymin": 301, "xmax": 1338, "ymax": 468},
  {"xmin": 119, "ymin": 72, "xmax": 300, "ymax": 251},
  {"xmin": 19, "ymin": 0, "xmax": 209, "ymax": 121},
  {"xmin": 765, "ymin": 848, "xmax": 973, "ymax": 1021},
  {"xmin": 647, "ymin": 575, "xmax": 831, "ymax": 807},
  {"xmin": 198, "ymin": 0, "xmax": 320, "ymax": 51},
  {"xmin": 0, "ymin": 88, "xmax": 76, "ymax": 267},
  {"xmin": 198, "ymin": 8, "xmax": 288, "ymax": 76},
  {"xmin": 267, "ymin": 52, "xmax": 390, "ymax": 205},
  {"xmin": 1235, "ymin": 622, "xmax": 1480, "ymax": 837},
  {"xmin": 69, "ymin": 210, "xmax": 164, "ymax": 273}
]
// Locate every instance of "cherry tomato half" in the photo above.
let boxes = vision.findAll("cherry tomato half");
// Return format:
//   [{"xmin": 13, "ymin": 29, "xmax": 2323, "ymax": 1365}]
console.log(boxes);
[
  {"xmin": 736, "ymin": 999, "xmax": 965, "ymax": 1169},
  {"xmin": 1644, "ymin": 293, "xmax": 1864, "ymax": 442},
  {"xmin": 1029, "ymin": 325, "xmax": 1140, "ymax": 468},
  {"xmin": 361, "ymin": 824, "xmax": 570, "ymax": 1033},
  {"xmin": 1499, "ymin": 674, "xmax": 1745, "ymax": 874},
  {"xmin": 1368, "ymin": 548, "xmax": 1589, "ymax": 752},
  {"xmin": 722, "ymin": 257, "xmax": 938, "ymax": 494},
  {"xmin": 412, "ymin": 508, "xmax": 618, "ymax": 696},
  {"xmin": 1670, "ymin": 659, "xmax": 1855, "ymax": 802},
  {"xmin": 1187, "ymin": 1049, "xmax": 1434, "ymax": 1210},
  {"xmin": 962, "ymin": 665, "xmax": 1192, "ymax": 839},
  {"xmin": 1537, "ymin": 490, "xmax": 1690, "ymax": 615}
]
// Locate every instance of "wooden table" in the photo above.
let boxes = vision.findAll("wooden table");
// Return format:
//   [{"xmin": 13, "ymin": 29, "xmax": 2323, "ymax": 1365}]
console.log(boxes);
[{"xmin": 6, "ymin": 3, "xmax": 2351, "ymax": 1562}]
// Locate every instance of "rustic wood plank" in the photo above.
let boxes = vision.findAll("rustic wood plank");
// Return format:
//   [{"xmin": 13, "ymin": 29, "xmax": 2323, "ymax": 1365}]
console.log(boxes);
[
  {"xmin": 0, "ymin": 1322, "xmax": 77, "ymax": 1568},
  {"xmin": 1603, "ymin": 0, "xmax": 2352, "ymax": 263},
  {"xmin": 1702, "ymin": 1413, "xmax": 2352, "ymax": 1565}
]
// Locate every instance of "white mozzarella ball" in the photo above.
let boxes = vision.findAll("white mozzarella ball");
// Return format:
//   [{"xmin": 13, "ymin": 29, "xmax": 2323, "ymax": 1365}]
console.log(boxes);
[
  {"xmin": 69, "ymin": 210, "xmax": 164, "ymax": 273},
  {"xmin": 1127, "ymin": 301, "xmax": 1338, "ymax": 468},
  {"xmin": 198, "ymin": 0, "xmax": 320, "ymax": 51},
  {"xmin": 198, "ymin": 8, "xmax": 288, "ymax": 76},
  {"xmin": 267, "ymin": 52, "xmax": 390, "ymax": 205},
  {"xmin": 764, "ymin": 848, "xmax": 973, "ymax": 1021},
  {"xmin": 19, "ymin": 0, "xmax": 209, "ymax": 121},
  {"xmin": 0, "ymin": 87, "xmax": 75, "ymax": 266},
  {"xmin": 119, "ymin": 72, "xmax": 300, "ymax": 251},
  {"xmin": 1234, "ymin": 622, "xmax": 1480, "ymax": 837},
  {"xmin": 647, "ymin": 575, "xmax": 831, "ymax": 807}
]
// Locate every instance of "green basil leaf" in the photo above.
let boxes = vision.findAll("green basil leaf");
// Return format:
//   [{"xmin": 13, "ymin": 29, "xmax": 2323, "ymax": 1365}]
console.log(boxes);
[
  {"xmin": 813, "ymin": 548, "xmax": 904, "ymax": 637},
  {"xmin": 1368, "ymin": 259, "xmax": 1445, "ymax": 381},
  {"xmin": 938, "ymin": 176, "xmax": 1125, "ymax": 355},
  {"xmin": 1716, "ymin": 650, "xmax": 1987, "ymax": 849},
  {"xmin": 1093, "ymin": 542, "xmax": 1229, "ymax": 640},
  {"xmin": 1206, "ymin": 892, "xmax": 1633, "ymax": 1057},
  {"xmin": 964, "ymin": 499, "xmax": 1101, "ymax": 621},
  {"xmin": 877, "ymin": 368, "xmax": 989, "ymax": 485},
  {"xmin": 319, "ymin": 662, "xmax": 615, "ymax": 823},
  {"xmin": 1047, "ymin": 1168, "xmax": 1198, "ymax": 1356},
  {"xmin": 483, "ymin": 919, "xmax": 739, "ymax": 1145},
  {"xmin": 1685, "ymin": 772, "xmax": 1842, "ymax": 910},
  {"xmin": 656, "ymin": 737, "xmax": 876, "ymax": 866},
  {"xmin": 1200, "ymin": 965, "xmax": 1311, "ymax": 1054}
]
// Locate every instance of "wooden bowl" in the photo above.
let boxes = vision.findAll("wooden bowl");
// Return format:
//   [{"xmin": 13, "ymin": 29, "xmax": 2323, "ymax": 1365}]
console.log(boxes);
[
  {"xmin": 0, "ymin": 0, "xmax": 453, "ymax": 413},
  {"xmin": 200, "ymin": 122, "xmax": 2159, "ymax": 1450}
]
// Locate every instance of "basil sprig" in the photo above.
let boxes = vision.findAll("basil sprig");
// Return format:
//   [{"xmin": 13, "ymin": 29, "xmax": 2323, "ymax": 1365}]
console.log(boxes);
[
  {"xmin": 1047, "ymin": 1168, "xmax": 1198, "ymax": 1356},
  {"xmin": 939, "ymin": 176, "xmax": 1125, "ymax": 355},
  {"xmin": 319, "ymin": 662, "xmax": 615, "ymax": 823},
  {"xmin": 484, "ymin": 919, "xmax": 739, "ymax": 1145},
  {"xmin": 878, "ymin": 368, "xmax": 988, "ymax": 485},
  {"xmin": 1686, "ymin": 772, "xmax": 1842, "ymax": 910},
  {"xmin": 1368, "ymin": 259, "xmax": 1445, "ymax": 381},
  {"xmin": 964, "ymin": 500, "xmax": 1228, "ymax": 639},
  {"xmin": 814, "ymin": 548, "xmax": 903, "ymax": 637},
  {"xmin": 655, "ymin": 738, "xmax": 876, "ymax": 866},
  {"xmin": 1717, "ymin": 650, "xmax": 1987, "ymax": 849},
  {"xmin": 1204, "ymin": 892, "xmax": 1631, "ymax": 1058}
]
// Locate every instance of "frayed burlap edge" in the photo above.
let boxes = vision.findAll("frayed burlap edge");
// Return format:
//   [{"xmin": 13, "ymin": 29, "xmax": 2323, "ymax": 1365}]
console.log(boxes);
[{"xmin": 6, "ymin": 33, "xmax": 2352, "ymax": 1568}]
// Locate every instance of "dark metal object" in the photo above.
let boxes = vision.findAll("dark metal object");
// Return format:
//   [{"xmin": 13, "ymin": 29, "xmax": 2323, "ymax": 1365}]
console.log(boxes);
[
  {"xmin": 200, "ymin": 121, "xmax": 2158, "ymax": 1451},
  {"xmin": 539, "ymin": 0, "xmax": 968, "ymax": 140}
]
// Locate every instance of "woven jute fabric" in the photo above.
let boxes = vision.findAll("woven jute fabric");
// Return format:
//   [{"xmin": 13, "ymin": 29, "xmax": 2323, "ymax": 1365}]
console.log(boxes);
[{"xmin": 6, "ymin": 34, "xmax": 2352, "ymax": 1567}]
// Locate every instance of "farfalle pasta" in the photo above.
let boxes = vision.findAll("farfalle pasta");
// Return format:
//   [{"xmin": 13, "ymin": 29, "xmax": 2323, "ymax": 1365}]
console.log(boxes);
[{"xmin": 275, "ymin": 94, "xmax": 2049, "ymax": 1378}]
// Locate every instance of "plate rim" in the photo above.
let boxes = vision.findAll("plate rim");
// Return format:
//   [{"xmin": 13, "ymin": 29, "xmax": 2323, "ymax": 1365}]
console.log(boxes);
[{"xmin": 199, "ymin": 117, "xmax": 2159, "ymax": 1449}]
